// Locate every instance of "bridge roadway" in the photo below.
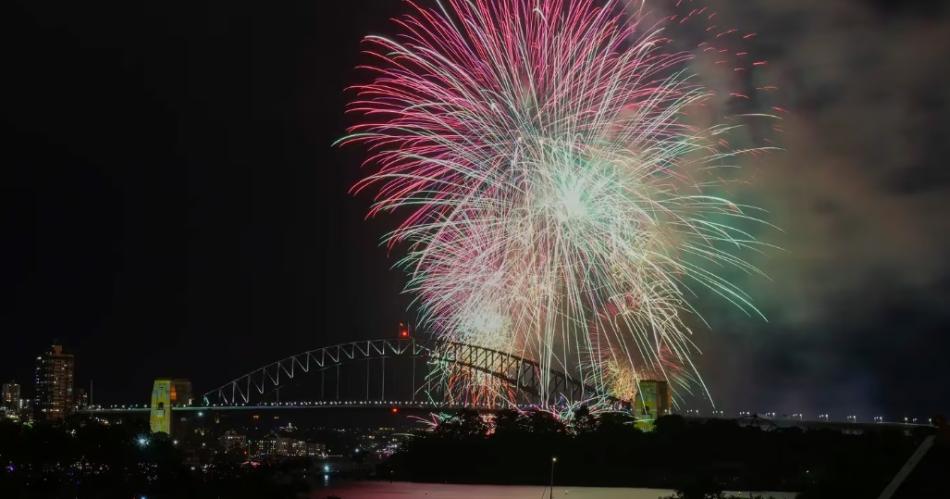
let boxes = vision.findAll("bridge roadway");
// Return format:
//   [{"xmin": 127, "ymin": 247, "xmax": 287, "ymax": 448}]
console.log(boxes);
[
  {"xmin": 76, "ymin": 404, "xmax": 936, "ymax": 434},
  {"xmin": 77, "ymin": 400, "xmax": 505, "ymax": 414},
  {"xmin": 73, "ymin": 336, "xmax": 938, "ymax": 431}
]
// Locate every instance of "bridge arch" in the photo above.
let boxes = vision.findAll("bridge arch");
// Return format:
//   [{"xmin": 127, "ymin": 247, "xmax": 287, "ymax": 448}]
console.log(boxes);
[{"xmin": 202, "ymin": 338, "xmax": 612, "ymax": 408}]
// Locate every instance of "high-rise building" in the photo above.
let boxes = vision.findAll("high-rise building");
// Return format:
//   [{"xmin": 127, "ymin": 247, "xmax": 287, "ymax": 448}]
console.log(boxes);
[
  {"xmin": 74, "ymin": 387, "xmax": 89, "ymax": 411},
  {"xmin": 2, "ymin": 381, "xmax": 21, "ymax": 421},
  {"xmin": 34, "ymin": 344, "xmax": 75, "ymax": 422},
  {"xmin": 2, "ymin": 381, "xmax": 20, "ymax": 411},
  {"xmin": 18, "ymin": 399, "xmax": 33, "ymax": 423}
]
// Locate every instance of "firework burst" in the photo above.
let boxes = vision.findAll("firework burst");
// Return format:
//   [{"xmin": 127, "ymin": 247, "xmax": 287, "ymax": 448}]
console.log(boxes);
[{"xmin": 340, "ymin": 0, "xmax": 775, "ymax": 408}]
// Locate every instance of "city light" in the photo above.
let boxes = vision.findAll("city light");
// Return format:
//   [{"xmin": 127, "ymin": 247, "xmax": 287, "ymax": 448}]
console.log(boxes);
[{"xmin": 2, "ymin": 1, "xmax": 945, "ymax": 497}]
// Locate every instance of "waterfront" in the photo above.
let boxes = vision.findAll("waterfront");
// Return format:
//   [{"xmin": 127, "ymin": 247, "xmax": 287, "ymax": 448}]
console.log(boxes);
[{"xmin": 318, "ymin": 482, "xmax": 797, "ymax": 499}]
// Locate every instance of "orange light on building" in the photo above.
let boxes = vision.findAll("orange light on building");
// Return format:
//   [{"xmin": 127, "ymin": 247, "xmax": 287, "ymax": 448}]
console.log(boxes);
[
  {"xmin": 398, "ymin": 322, "xmax": 410, "ymax": 338},
  {"xmin": 390, "ymin": 406, "xmax": 399, "ymax": 415}
]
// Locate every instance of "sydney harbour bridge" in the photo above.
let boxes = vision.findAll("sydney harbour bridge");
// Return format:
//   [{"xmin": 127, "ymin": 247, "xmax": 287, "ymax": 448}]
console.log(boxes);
[
  {"xmin": 201, "ymin": 335, "xmax": 610, "ymax": 409},
  {"xmin": 81, "ymin": 332, "xmax": 629, "ymax": 428}
]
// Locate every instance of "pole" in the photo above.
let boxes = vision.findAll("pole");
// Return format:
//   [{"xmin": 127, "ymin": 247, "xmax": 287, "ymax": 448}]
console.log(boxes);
[
  {"xmin": 877, "ymin": 435, "xmax": 936, "ymax": 499},
  {"xmin": 549, "ymin": 456, "xmax": 557, "ymax": 499}
]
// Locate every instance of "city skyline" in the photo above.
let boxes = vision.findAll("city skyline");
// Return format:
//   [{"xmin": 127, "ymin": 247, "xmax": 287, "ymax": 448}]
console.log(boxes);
[
  {"xmin": 3, "ymin": 0, "xmax": 949, "ymax": 420},
  {"xmin": 2, "ymin": 1, "xmax": 949, "ymax": 498}
]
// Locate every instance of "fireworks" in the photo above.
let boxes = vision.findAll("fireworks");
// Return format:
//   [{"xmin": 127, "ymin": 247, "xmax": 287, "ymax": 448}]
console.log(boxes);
[{"xmin": 341, "ymin": 0, "xmax": 774, "ymax": 408}]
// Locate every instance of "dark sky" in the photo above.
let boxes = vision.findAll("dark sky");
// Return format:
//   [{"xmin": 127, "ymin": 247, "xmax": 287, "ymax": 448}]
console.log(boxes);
[{"xmin": 3, "ymin": 0, "xmax": 948, "ymax": 418}]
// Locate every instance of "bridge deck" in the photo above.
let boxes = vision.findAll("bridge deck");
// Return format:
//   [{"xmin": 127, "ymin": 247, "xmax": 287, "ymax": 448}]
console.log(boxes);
[{"xmin": 78, "ymin": 400, "xmax": 510, "ymax": 413}]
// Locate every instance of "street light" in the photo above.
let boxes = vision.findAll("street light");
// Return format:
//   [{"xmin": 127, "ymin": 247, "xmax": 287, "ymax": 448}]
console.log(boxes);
[{"xmin": 549, "ymin": 456, "xmax": 558, "ymax": 499}]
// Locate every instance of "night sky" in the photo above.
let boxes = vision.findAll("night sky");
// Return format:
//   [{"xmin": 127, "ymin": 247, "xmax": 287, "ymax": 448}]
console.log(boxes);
[{"xmin": 4, "ymin": 0, "xmax": 949, "ymax": 418}]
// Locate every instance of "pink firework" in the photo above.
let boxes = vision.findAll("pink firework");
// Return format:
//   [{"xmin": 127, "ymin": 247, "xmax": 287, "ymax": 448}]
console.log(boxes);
[{"xmin": 340, "ymin": 0, "xmax": 775, "ymax": 408}]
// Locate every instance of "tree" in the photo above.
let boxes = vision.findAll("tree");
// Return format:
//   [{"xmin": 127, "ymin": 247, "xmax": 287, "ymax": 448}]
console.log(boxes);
[
  {"xmin": 572, "ymin": 405, "xmax": 598, "ymax": 434},
  {"xmin": 654, "ymin": 414, "xmax": 688, "ymax": 435},
  {"xmin": 436, "ymin": 409, "xmax": 487, "ymax": 439},
  {"xmin": 493, "ymin": 409, "xmax": 529, "ymax": 436},
  {"xmin": 527, "ymin": 410, "xmax": 566, "ymax": 435}
]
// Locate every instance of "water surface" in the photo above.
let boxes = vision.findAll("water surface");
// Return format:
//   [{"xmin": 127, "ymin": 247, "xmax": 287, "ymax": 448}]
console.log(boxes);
[{"xmin": 318, "ymin": 482, "xmax": 795, "ymax": 498}]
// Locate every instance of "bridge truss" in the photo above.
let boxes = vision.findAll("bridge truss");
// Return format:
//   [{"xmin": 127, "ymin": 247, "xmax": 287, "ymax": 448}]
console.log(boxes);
[{"xmin": 202, "ymin": 337, "xmax": 615, "ymax": 409}]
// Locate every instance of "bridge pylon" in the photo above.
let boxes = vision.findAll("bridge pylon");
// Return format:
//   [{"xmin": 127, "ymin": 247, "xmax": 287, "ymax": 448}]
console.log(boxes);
[{"xmin": 149, "ymin": 378, "xmax": 193, "ymax": 434}]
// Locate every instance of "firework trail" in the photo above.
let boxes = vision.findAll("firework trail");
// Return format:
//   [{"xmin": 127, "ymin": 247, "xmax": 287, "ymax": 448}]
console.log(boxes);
[{"xmin": 340, "ymin": 0, "xmax": 776, "ymax": 408}]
